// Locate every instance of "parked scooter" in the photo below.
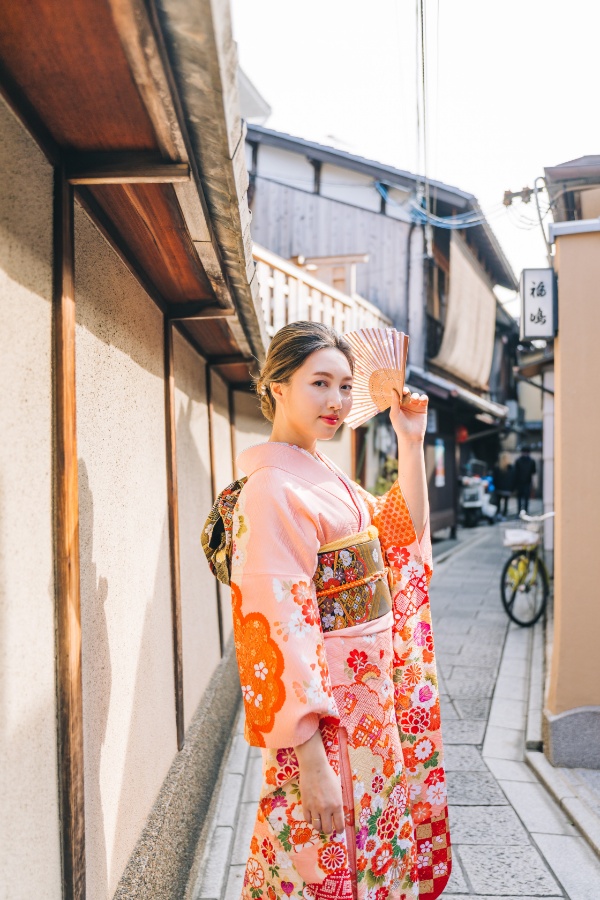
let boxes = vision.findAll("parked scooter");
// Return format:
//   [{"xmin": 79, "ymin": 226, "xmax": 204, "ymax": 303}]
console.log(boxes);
[{"xmin": 460, "ymin": 460, "xmax": 497, "ymax": 527}]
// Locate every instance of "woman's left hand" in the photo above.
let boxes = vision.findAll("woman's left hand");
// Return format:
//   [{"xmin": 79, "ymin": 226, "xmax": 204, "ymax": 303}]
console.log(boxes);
[{"xmin": 389, "ymin": 387, "xmax": 428, "ymax": 444}]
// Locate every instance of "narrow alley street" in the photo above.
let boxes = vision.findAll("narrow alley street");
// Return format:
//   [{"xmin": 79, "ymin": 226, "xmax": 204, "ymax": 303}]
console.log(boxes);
[{"xmin": 193, "ymin": 528, "xmax": 600, "ymax": 900}]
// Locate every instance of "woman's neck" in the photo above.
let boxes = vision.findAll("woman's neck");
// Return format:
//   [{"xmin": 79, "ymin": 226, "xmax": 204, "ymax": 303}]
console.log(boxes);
[{"xmin": 269, "ymin": 422, "xmax": 317, "ymax": 456}]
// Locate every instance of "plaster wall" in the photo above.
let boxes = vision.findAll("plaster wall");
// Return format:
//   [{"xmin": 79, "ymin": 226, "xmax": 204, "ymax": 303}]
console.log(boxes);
[
  {"xmin": 233, "ymin": 389, "xmax": 271, "ymax": 458},
  {"xmin": 210, "ymin": 372, "xmax": 234, "ymax": 640},
  {"xmin": 173, "ymin": 330, "xmax": 221, "ymax": 726},
  {"xmin": 75, "ymin": 207, "xmax": 176, "ymax": 899},
  {"xmin": 548, "ymin": 231, "xmax": 600, "ymax": 716},
  {"xmin": 0, "ymin": 97, "xmax": 62, "ymax": 898},
  {"xmin": 320, "ymin": 164, "xmax": 381, "ymax": 213},
  {"xmin": 255, "ymin": 144, "xmax": 315, "ymax": 192}
]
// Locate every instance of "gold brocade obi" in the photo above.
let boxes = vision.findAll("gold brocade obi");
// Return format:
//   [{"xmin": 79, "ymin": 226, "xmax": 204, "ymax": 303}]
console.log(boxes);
[{"xmin": 314, "ymin": 526, "xmax": 392, "ymax": 632}]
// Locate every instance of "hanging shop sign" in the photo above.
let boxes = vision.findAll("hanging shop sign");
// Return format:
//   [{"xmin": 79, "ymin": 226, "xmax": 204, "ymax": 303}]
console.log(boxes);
[{"xmin": 520, "ymin": 268, "xmax": 557, "ymax": 341}]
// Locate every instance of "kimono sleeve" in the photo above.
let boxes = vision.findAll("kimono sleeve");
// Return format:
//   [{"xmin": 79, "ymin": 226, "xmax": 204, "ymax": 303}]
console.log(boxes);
[
  {"xmin": 230, "ymin": 468, "xmax": 339, "ymax": 749},
  {"xmin": 355, "ymin": 480, "xmax": 433, "ymax": 585}
]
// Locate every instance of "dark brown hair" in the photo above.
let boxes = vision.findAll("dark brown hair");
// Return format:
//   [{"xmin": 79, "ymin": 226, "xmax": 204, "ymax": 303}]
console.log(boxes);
[{"xmin": 255, "ymin": 322, "xmax": 354, "ymax": 422}]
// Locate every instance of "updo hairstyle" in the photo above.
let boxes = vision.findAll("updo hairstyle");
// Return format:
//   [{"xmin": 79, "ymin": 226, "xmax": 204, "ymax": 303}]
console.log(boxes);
[{"xmin": 255, "ymin": 322, "xmax": 354, "ymax": 423}]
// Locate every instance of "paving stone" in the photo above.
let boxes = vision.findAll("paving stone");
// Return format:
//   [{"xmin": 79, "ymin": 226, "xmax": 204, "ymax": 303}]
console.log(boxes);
[
  {"xmin": 445, "ymin": 672, "xmax": 496, "ymax": 699},
  {"xmin": 195, "ymin": 826, "xmax": 233, "ymax": 899},
  {"xmin": 454, "ymin": 699, "xmax": 491, "ymax": 720},
  {"xmin": 493, "ymin": 673, "xmax": 529, "ymax": 703},
  {"xmin": 216, "ymin": 773, "xmax": 244, "ymax": 828},
  {"xmin": 444, "ymin": 744, "xmax": 488, "ymax": 772},
  {"xmin": 532, "ymin": 832, "xmax": 600, "ymax": 900},
  {"xmin": 230, "ymin": 802, "xmax": 258, "ymax": 865},
  {"xmin": 484, "ymin": 758, "xmax": 538, "ymax": 783},
  {"xmin": 496, "ymin": 654, "xmax": 529, "ymax": 680},
  {"xmin": 226, "ymin": 734, "xmax": 250, "ymax": 776},
  {"xmin": 223, "ymin": 865, "xmax": 246, "ymax": 900},
  {"xmin": 458, "ymin": 844, "xmax": 561, "ymax": 895},
  {"xmin": 444, "ymin": 847, "xmax": 470, "ymax": 894},
  {"xmin": 499, "ymin": 780, "xmax": 579, "ymax": 836},
  {"xmin": 482, "ymin": 725, "xmax": 524, "ymax": 762},
  {"xmin": 443, "ymin": 720, "xmax": 487, "ymax": 745},
  {"xmin": 241, "ymin": 752, "xmax": 264, "ymax": 803},
  {"xmin": 487, "ymin": 697, "xmax": 527, "ymax": 731},
  {"xmin": 447, "ymin": 771, "xmax": 508, "ymax": 806},
  {"xmin": 448, "ymin": 805, "xmax": 528, "ymax": 844},
  {"xmin": 440, "ymin": 697, "xmax": 460, "ymax": 721}
]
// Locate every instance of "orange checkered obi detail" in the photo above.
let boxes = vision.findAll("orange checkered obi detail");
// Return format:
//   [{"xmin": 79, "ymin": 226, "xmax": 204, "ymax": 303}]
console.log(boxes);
[{"xmin": 314, "ymin": 526, "xmax": 392, "ymax": 632}]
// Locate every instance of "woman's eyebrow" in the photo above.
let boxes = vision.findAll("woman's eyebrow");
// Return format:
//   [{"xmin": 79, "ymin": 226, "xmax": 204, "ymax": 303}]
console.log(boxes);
[{"xmin": 312, "ymin": 371, "xmax": 353, "ymax": 380}]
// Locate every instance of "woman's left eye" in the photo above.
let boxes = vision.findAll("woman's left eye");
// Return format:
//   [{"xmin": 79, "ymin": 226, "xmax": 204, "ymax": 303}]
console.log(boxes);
[{"xmin": 342, "ymin": 384, "xmax": 353, "ymax": 391}]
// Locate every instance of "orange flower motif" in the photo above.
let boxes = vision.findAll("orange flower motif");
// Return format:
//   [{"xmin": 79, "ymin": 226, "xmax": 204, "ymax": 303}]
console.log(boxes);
[
  {"xmin": 318, "ymin": 842, "xmax": 347, "ymax": 873},
  {"xmin": 267, "ymin": 887, "xmax": 277, "ymax": 900},
  {"xmin": 250, "ymin": 836, "xmax": 260, "ymax": 855},
  {"xmin": 383, "ymin": 757, "xmax": 395, "ymax": 778},
  {"xmin": 245, "ymin": 858, "xmax": 265, "ymax": 888},
  {"xmin": 360, "ymin": 793, "xmax": 372, "ymax": 809},
  {"xmin": 291, "ymin": 581, "xmax": 312, "ymax": 604},
  {"xmin": 371, "ymin": 842, "xmax": 394, "ymax": 876},
  {"xmin": 411, "ymin": 801, "xmax": 432, "ymax": 824},
  {"xmin": 357, "ymin": 857, "xmax": 368, "ymax": 872},
  {"xmin": 429, "ymin": 700, "xmax": 441, "ymax": 731},
  {"xmin": 403, "ymin": 664, "xmax": 422, "ymax": 687},
  {"xmin": 400, "ymin": 821, "xmax": 413, "ymax": 839},
  {"xmin": 289, "ymin": 822, "xmax": 317, "ymax": 850}
]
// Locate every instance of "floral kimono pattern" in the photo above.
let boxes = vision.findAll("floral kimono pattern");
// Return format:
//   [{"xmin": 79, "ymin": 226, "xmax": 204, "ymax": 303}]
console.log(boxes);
[{"xmin": 229, "ymin": 443, "xmax": 450, "ymax": 900}]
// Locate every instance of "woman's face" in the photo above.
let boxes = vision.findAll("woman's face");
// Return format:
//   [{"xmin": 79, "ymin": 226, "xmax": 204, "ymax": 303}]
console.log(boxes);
[{"xmin": 271, "ymin": 347, "xmax": 353, "ymax": 445}]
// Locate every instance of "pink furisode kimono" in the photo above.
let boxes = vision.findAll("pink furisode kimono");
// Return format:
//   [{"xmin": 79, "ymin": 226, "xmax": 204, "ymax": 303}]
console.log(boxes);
[{"xmin": 229, "ymin": 442, "xmax": 451, "ymax": 900}]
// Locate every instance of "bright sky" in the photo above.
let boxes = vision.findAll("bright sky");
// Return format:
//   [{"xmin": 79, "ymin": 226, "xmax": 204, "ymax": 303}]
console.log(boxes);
[{"xmin": 231, "ymin": 0, "xmax": 600, "ymax": 313}]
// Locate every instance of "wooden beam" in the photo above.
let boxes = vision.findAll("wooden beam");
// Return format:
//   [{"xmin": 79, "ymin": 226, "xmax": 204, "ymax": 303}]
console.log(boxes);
[
  {"xmin": 0, "ymin": 59, "xmax": 61, "ymax": 166},
  {"xmin": 206, "ymin": 365, "xmax": 224, "ymax": 657},
  {"xmin": 67, "ymin": 153, "xmax": 190, "ymax": 185},
  {"xmin": 164, "ymin": 317, "xmax": 185, "ymax": 751},
  {"xmin": 208, "ymin": 354, "xmax": 250, "ymax": 366},
  {"xmin": 53, "ymin": 167, "xmax": 85, "ymax": 900},
  {"xmin": 168, "ymin": 303, "xmax": 235, "ymax": 320},
  {"xmin": 75, "ymin": 187, "xmax": 168, "ymax": 315}
]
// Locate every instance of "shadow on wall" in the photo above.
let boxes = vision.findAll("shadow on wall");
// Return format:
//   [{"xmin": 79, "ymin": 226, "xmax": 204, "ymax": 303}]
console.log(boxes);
[
  {"xmin": 79, "ymin": 459, "xmax": 112, "ymax": 899},
  {"xmin": 0, "ymin": 98, "xmax": 53, "ymax": 303}
]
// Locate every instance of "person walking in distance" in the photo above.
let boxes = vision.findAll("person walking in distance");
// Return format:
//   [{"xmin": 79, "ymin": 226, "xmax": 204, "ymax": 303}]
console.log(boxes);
[
  {"xmin": 514, "ymin": 446, "xmax": 537, "ymax": 514},
  {"xmin": 492, "ymin": 452, "xmax": 514, "ymax": 519}
]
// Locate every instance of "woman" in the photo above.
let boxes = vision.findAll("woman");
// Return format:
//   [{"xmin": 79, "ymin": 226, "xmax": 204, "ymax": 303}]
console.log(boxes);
[
  {"xmin": 492, "ymin": 452, "xmax": 514, "ymax": 519},
  {"xmin": 221, "ymin": 323, "xmax": 450, "ymax": 900}
]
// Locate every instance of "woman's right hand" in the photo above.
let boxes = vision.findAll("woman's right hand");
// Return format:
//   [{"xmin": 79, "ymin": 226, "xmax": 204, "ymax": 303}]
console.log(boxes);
[{"xmin": 295, "ymin": 729, "xmax": 345, "ymax": 835}]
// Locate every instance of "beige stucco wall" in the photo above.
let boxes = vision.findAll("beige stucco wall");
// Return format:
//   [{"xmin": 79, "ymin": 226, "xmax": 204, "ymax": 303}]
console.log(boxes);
[
  {"xmin": 75, "ymin": 206, "xmax": 177, "ymax": 898},
  {"xmin": 0, "ymin": 98, "xmax": 62, "ymax": 899},
  {"xmin": 233, "ymin": 389, "xmax": 271, "ymax": 459},
  {"xmin": 173, "ymin": 329, "xmax": 222, "ymax": 725},
  {"xmin": 211, "ymin": 372, "xmax": 235, "ymax": 640},
  {"xmin": 547, "ymin": 230, "xmax": 600, "ymax": 715}
]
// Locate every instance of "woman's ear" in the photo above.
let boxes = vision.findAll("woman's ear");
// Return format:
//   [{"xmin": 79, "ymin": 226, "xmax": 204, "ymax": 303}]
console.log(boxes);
[{"xmin": 270, "ymin": 381, "xmax": 285, "ymax": 403}]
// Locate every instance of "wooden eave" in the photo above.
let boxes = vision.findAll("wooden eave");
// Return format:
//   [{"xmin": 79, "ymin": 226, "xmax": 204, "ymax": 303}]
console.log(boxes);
[{"xmin": 0, "ymin": 0, "xmax": 265, "ymax": 368}]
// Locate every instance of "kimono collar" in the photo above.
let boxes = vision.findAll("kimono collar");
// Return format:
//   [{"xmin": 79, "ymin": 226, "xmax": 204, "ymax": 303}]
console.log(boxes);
[
  {"xmin": 237, "ymin": 442, "xmax": 366, "ymax": 526},
  {"xmin": 238, "ymin": 442, "xmax": 330, "ymax": 478}
]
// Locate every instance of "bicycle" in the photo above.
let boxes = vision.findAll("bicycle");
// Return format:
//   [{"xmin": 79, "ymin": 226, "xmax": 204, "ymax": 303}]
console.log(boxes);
[{"xmin": 500, "ymin": 510, "xmax": 554, "ymax": 627}]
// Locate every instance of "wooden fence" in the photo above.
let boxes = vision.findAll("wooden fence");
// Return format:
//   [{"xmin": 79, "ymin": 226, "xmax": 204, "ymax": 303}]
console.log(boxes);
[{"xmin": 253, "ymin": 244, "xmax": 391, "ymax": 337}]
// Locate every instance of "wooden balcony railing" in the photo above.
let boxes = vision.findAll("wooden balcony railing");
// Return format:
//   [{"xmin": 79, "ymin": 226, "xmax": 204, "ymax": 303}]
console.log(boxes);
[{"xmin": 253, "ymin": 244, "xmax": 391, "ymax": 337}]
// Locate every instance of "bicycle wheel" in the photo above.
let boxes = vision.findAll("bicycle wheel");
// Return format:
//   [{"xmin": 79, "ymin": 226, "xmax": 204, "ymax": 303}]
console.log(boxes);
[{"xmin": 501, "ymin": 549, "xmax": 548, "ymax": 627}]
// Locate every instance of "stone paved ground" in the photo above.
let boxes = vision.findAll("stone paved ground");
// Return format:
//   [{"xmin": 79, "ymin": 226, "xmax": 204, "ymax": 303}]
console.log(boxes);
[{"xmin": 192, "ymin": 527, "xmax": 600, "ymax": 900}]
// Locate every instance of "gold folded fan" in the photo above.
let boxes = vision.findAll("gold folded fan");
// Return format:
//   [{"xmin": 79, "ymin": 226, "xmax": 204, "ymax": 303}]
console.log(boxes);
[{"xmin": 344, "ymin": 328, "xmax": 409, "ymax": 429}]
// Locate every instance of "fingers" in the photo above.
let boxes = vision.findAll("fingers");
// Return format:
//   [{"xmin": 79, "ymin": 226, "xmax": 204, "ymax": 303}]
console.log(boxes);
[
  {"xmin": 332, "ymin": 807, "xmax": 346, "ymax": 835},
  {"xmin": 305, "ymin": 805, "xmax": 344, "ymax": 836}
]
